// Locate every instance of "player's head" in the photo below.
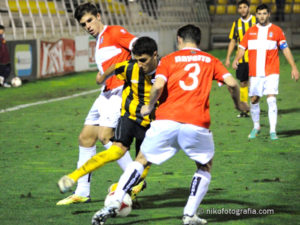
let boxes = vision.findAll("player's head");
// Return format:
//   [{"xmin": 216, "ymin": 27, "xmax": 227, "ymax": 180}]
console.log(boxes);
[
  {"xmin": 132, "ymin": 36, "xmax": 158, "ymax": 74},
  {"xmin": 177, "ymin": 24, "xmax": 201, "ymax": 49},
  {"xmin": 75, "ymin": 2, "xmax": 103, "ymax": 37},
  {"xmin": 0, "ymin": 25, "xmax": 5, "ymax": 35},
  {"xmin": 237, "ymin": 0, "xmax": 250, "ymax": 18},
  {"xmin": 256, "ymin": 4, "xmax": 270, "ymax": 26}
]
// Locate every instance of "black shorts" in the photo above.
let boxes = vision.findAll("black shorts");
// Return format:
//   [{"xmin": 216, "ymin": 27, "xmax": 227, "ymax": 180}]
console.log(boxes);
[
  {"xmin": 236, "ymin": 63, "xmax": 249, "ymax": 82},
  {"xmin": 111, "ymin": 116, "xmax": 149, "ymax": 156}
]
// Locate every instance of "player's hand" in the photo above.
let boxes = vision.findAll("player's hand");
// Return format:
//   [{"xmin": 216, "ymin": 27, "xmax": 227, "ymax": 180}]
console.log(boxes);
[
  {"xmin": 225, "ymin": 58, "xmax": 230, "ymax": 68},
  {"xmin": 291, "ymin": 67, "xmax": 299, "ymax": 81},
  {"xmin": 141, "ymin": 105, "xmax": 152, "ymax": 116},
  {"xmin": 232, "ymin": 60, "xmax": 239, "ymax": 70},
  {"xmin": 96, "ymin": 71, "xmax": 105, "ymax": 85}
]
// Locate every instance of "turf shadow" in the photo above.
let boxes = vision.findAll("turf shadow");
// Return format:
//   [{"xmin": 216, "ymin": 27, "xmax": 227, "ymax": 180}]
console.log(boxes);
[
  {"xmin": 278, "ymin": 107, "xmax": 300, "ymax": 114},
  {"xmin": 277, "ymin": 129, "xmax": 300, "ymax": 137}
]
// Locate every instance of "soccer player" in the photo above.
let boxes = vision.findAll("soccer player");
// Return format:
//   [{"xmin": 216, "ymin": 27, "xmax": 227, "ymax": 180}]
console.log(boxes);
[
  {"xmin": 91, "ymin": 24, "xmax": 246, "ymax": 225},
  {"xmin": 56, "ymin": 2, "xmax": 137, "ymax": 205},
  {"xmin": 232, "ymin": 4, "xmax": 299, "ymax": 140},
  {"xmin": 225, "ymin": 0, "xmax": 256, "ymax": 118},
  {"xmin": 0, "ymin": 25, "xmax": 11, "ymax": 88},
  {"xmin": 57, "ymin": 37, "xmax": 159, "ymax": 199}
]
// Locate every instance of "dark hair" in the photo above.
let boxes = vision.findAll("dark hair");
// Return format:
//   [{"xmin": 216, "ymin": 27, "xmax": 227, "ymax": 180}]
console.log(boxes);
[
  {"xmin": 0, "ymin": 25, "xmax": 5, "ymax": 30},
  {"xmin": 177, "ymin": 24, "xmax": 201, "ymax": 46},
  {"xmin": 74, "ymin": 2, "xmax": 99, "ymax": 22},
  {"xmin": 256, "ymin": 4, "xmax": 270, "ymax": 13},
  {"xmin": 132, "ymin": 36, "xmax": 157, "ymax": 56},
  {"xmin": 238, "ymin": 0, "xmax": 249, "ymax": 7}
]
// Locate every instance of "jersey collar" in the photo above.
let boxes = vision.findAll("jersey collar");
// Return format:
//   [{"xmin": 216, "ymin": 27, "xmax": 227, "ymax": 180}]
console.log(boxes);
[{"xmin": 241, "ymin": 14, "xmax": 253, "ymax": 23}]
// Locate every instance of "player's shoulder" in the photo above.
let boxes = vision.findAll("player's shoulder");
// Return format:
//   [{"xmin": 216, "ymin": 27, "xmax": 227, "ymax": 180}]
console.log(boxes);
[
  {"xmin": 107, "ymin": 25, "xmax": 128, "ymax": 34},
  {"xmin": 270, "ymin": 23, "xmax": 283, "ymax": 32}
]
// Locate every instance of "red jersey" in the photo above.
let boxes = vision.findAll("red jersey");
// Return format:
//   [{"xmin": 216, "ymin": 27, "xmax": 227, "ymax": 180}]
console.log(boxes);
[
  {"xmin": 95, "ymin": 25, "xmax": 137, "ymax": 90},
  {"xmin": 239, "ymin": 23, "xmax": 287, "ymax": 77},
  {"xmin": 155, "ymin": 48, "xmax": 230, "ymax": 128}
]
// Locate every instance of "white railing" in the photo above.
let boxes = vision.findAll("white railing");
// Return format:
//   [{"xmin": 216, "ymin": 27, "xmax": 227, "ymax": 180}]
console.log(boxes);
[{"xmin": 1, "ymin": 0, "xmax": 210, "ymax": 40}]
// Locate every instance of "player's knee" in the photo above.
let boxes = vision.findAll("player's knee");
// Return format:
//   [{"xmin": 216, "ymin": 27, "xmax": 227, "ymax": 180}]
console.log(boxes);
[
  {"xmin": 250, "ymin": 96, "xmax": 260, "ymax": 104},
  {"xmin": 135, "ymin": 152, "xmax": 150, "ymax": 167},
  {"xmin": 79, "ymin": 132, "xmax": 96, "ymax": 147},
  {"xmin": 98, "ymin": 129, "xmax": 114, "ymax": 145}
]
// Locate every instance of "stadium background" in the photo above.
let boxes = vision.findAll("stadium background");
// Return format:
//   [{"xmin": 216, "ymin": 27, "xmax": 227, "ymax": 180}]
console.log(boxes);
[{"xmin": 1, "ymin": 0, "xmax": 300, "ymax": 83}]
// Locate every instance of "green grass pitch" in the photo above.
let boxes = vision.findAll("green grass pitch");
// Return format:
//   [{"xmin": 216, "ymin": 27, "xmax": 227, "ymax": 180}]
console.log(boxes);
[{"xmin": 0, "ymin": 50, "xmax": 299, "ymax": 225}]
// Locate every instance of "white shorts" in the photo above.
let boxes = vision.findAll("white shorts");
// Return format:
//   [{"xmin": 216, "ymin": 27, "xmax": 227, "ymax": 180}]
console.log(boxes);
[
  {"xmin": 141, "ymin": 120, "xmax": 214, "ymax": 165},
  {"xmin": 84, "ymin": 85, "xmax": 123, "ymax": 128},
  {"xmin": 249, "ymin": 74, "xmax": 279, "ymax": 97}
]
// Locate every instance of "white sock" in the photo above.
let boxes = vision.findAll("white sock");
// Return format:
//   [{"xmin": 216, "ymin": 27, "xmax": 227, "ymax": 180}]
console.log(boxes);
[
  {"xmin": 250, "ymin": 102, "xmax": 260, "ymax": 130},
  {"xmin": 74, "ymin": 145, "xmax": 96, "ymax": 197},
  {"xmin": 116, "ymin": 151, "xmax": 133, "ymax": 171},
  {"xmin": 112, "ymin": 161, "xmax": 144, "ymax": 203},
  {"xmin": 183, "ymin": 170, "xmax": 211, "ymax": 216},
  {"xmin": 267, "ymin": 96, "xmax": 277, "ymax": 133}
]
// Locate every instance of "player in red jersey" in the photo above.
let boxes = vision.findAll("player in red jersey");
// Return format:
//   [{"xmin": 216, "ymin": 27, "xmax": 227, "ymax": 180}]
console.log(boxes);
[
  {"xmin": 57, "ymin": 2, "xmax": 137, "ymax": 205},
  {"xmin": 232, "ymin": 4, "xmax": 299, "ymax": 140},
  {"xmin": 91, "ymin": 24, "xmax": 246, "ymax": 225}
]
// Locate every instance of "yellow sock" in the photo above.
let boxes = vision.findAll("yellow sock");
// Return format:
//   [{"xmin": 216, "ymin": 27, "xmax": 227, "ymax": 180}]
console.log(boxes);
[
  {"xmin": 240, "ymin": 86, "xmax": 248, "ymax": 104},
  {"xmin": 68, "ymin": 145, "xmax": 125, "ymax": 182},
  {"xmin": 140, "ymin": 165, "xmax": 151, "ymax": 180}
]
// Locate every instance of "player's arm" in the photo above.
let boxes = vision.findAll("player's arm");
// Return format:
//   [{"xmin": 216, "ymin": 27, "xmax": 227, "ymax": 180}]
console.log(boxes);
[
  {"xmin": 141, "ymin": 77, "xmax": 166, "ymax": 116},
  {"xmin": 224, "ymin": 75, "xmax": 249, "ymax": 112},
  {"xmin": 232, "ymin": 47, "xmax": 245, "ymax": 70},
  {"xmin": 282, "ymin": 47, "xmax": 299, "ymax": 81},
  {"xmin": 225, "ymin": 39, "xmax": 236, "ymax": 68},
  {"xmin": 96, "ymin": 64, "xmax": 116, "ymax": 85}
]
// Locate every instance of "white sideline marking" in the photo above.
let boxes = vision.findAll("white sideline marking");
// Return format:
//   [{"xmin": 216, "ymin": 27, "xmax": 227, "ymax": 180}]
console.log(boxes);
[{"xmin": 0, "ymin": 89, "xmax": 100, "ymax": 114}]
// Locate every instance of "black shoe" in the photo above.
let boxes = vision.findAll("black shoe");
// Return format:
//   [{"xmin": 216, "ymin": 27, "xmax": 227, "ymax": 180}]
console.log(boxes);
[{"xmin": 237, "ymin": 111, "xmax": 249, "ymax": 118}]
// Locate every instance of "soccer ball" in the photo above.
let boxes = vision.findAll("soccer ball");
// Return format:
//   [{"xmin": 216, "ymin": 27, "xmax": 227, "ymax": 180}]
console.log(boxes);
[
  {"xmin": 11, "ymin": 77, "xmax": 22, "ymax": 87},
  {"xmin": 104, "ymin": 191, "xmax": 132, "ymax": 217}
]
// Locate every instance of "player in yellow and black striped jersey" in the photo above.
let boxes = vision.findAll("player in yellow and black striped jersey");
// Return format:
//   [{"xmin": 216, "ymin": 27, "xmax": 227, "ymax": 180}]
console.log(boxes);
[
  {"xmin": 57, "ymin": 37, "xmax": 158, "ymax": 198},
  {"xmin": 225, "ymin": 0, "xmax": 256, "ymax": 118}
]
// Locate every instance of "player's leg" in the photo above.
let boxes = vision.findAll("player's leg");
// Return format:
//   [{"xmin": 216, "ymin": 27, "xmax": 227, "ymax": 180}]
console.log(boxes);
[
  {"xmin": 57, "ymin": 97, "xmax": 100, "ymax": 205},
  {"xmin": 99, "ymin": 87, "xmax": 133, "ymax": 170},
  {"xmin": 91, "ymin": 120, "xmax": 180, "ymax": 224},
  {"xmin": 178, "ymin": 123, "xmax": 213, "ymax": 224},
  {"xmin": 248, "ymin": 76, "xmax": 263, "ymax": 139},
  {"xmin": 236, "ymin": 63, "xmax": 250, "ymax": 118},
  {"xmin": 130, "ymin": 123, "xmax": 152, "ymax": 199},
  {"xmin": 264, "ymin": 75, "xmax": 279, "ymax": 140}
]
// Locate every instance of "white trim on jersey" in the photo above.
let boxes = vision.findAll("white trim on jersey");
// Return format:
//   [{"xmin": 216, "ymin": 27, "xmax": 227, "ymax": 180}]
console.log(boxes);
[{"xmin": 155, "ymin": 74, "xmax": 168, "ymax": 82}]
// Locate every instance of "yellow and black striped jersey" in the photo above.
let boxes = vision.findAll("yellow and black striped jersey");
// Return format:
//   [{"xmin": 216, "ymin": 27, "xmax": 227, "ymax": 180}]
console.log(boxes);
[
  {"xmin": 229, "ymin": 15, "xmax": 256, "ymax": 63},
  {"xmin": 115, "ymin": 59, "xmax": 155, "ymax": 127}
]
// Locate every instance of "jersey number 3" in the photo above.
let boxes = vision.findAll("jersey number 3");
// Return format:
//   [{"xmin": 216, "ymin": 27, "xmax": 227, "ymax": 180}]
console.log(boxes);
[{"xmin": 179, "ymin": 63, "xmax": 200, "ymax": 91}]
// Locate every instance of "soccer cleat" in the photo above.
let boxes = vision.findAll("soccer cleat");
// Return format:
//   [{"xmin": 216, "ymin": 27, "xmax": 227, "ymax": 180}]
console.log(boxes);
[
  {"xmin": 56, "ymin": 194, "xmax": 91, "ymax": 205},
  {"xmin": 131, "ymin": 180, "xmax": 147, "ymax": 200},
  {"xmin": 237, "ymin": 111, "xmax": 249, "ymax": 118},
  {"xmin": 182, "ymin": 214, "xmax": 207, "ymax": 225},
  {"xmin": 57, "ymin": 175, "xmax": 75, "ymax": 193},
  {"xmin": 248, "ymin": 128, "xmax": 260, "ymax": 139},
  {"xmin": 91, "ymin": 201, "xmax": 120, "ymax": 225},
  {"xmin": 3, "ymin": 83, "xmax": 11, "ymax": 88},
  {"xmin": 270, "ymin": 132, "xmax": 278, "ymax": 140}
]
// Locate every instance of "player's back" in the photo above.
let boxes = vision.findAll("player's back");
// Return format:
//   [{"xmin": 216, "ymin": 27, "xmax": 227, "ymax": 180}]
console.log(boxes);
[{"xmin": 155, "ymin": 48, "xmax": 229, "ymax": 128}]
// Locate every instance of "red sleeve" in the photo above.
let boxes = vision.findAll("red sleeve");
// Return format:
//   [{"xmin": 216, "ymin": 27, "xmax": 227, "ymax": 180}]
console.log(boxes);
[
  {"xmin": 213, "ymin": 57, "xmax": 231, "ymax": 82},
  {"xmin": 155, "ymin": 57, "xmax": 169, "ymax": 81},
  {"xmin": 239, "ymin": 30, "xmax": 249, "ymax": 49}
]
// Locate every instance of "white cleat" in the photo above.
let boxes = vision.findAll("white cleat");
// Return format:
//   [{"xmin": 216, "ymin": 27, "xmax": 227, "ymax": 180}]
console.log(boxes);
[
  {"xmin": 182, "ymin": 214, "xmax": 207, "ymax": 225},
  {"xmin": 57, "ymin": 176, "xmax": 75, "ymax": 193},
  {"xmin": 91, "ymin": 201, "xmax": 121, "ymax": 225}
]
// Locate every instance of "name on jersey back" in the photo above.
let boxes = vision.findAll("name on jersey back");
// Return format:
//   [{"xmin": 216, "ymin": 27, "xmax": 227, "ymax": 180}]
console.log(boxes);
[{"xmin": 175, "ymin": 55, "xmax": 211, "ymax": 63}]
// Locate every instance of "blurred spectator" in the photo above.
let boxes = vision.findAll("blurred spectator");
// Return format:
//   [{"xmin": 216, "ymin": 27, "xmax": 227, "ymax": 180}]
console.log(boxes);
[
  {"xmin": 0, "ymin": 25, "xmax": 11, "ymax": 88},
  {"xmin": 275, "ymin": 0, "xmax": 285, "ymax": 21}
]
